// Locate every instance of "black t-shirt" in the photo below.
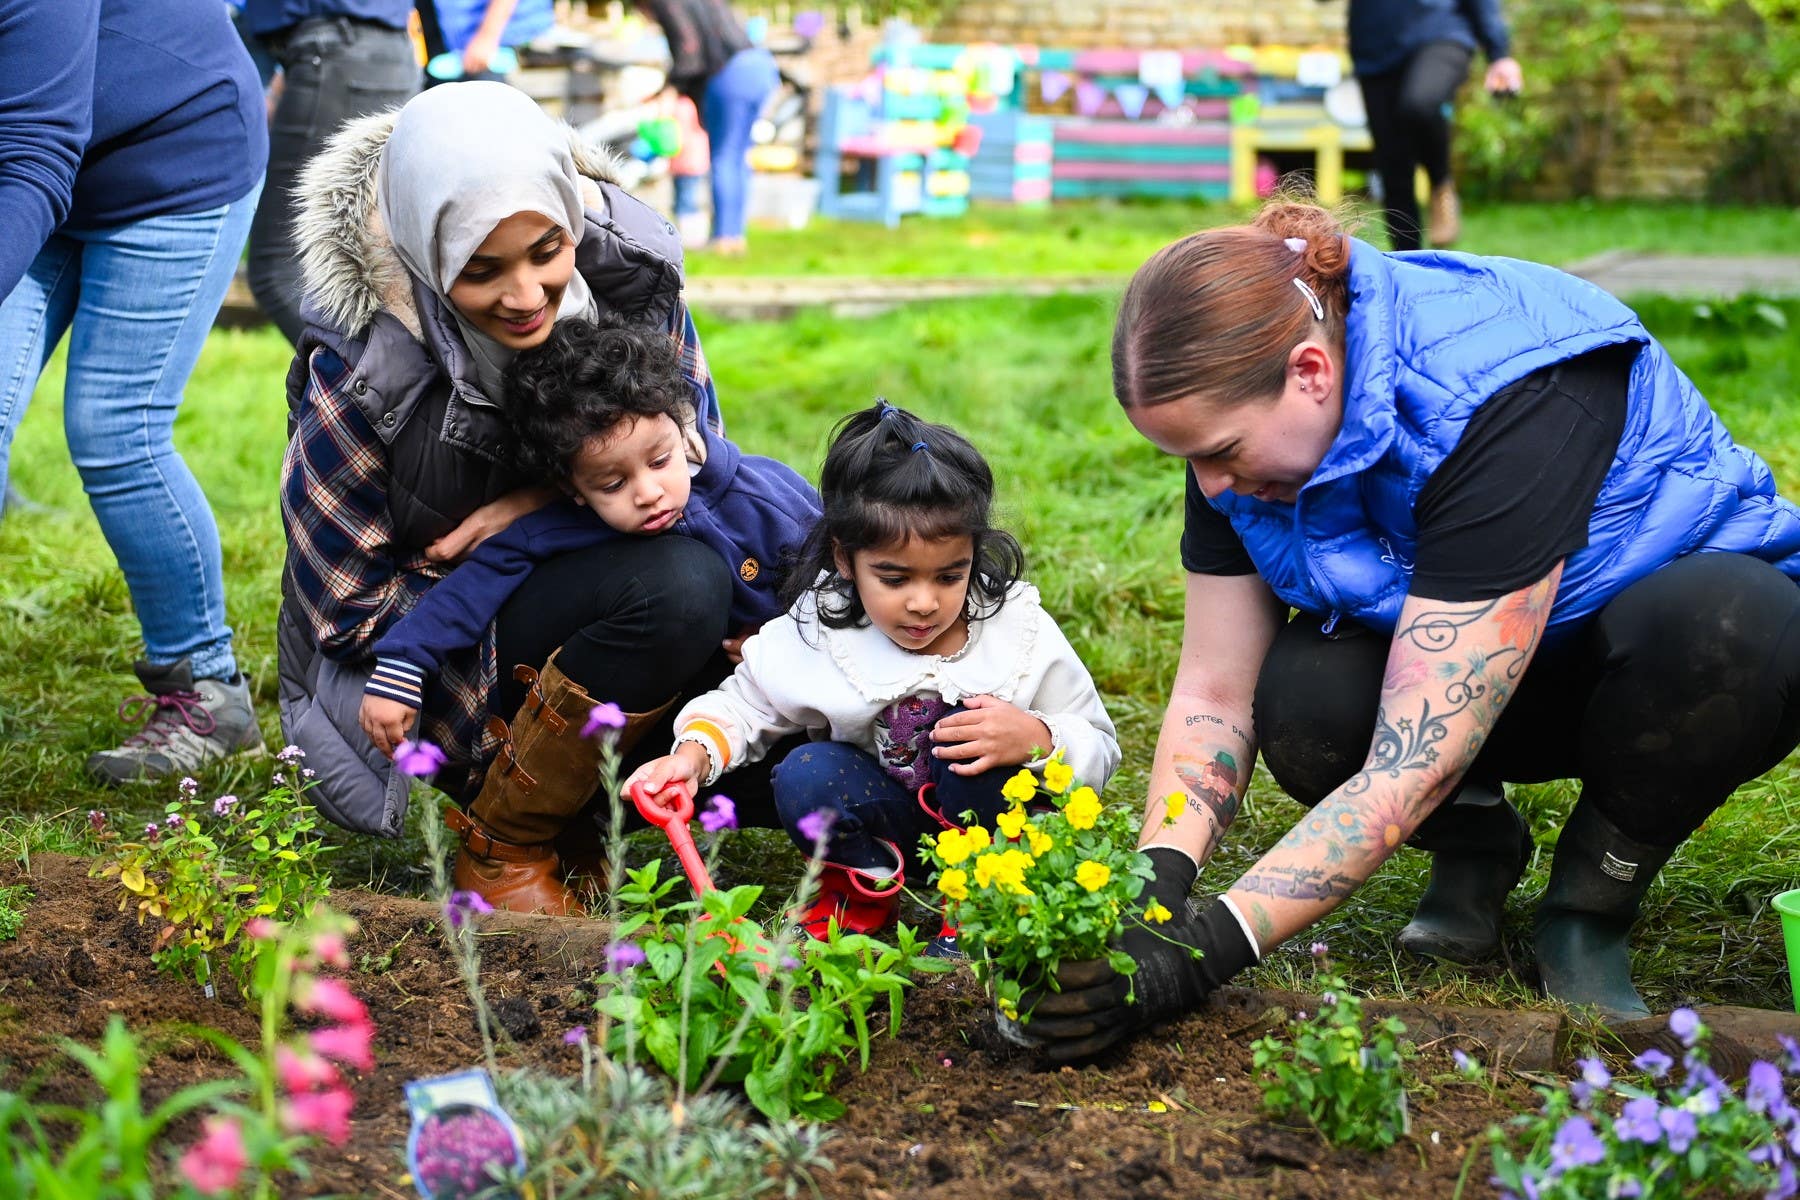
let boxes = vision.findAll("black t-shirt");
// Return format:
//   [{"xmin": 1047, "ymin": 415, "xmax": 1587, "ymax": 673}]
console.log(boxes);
[{"xmin": 1180, "ymin": 344, "xmax": 1637, "ymax": 602}]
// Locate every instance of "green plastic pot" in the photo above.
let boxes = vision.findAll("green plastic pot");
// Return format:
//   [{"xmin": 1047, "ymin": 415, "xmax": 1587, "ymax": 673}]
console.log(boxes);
[{"xmin": 1773, "ymin": 889, "xmax": 1800, "ymax": 1012}]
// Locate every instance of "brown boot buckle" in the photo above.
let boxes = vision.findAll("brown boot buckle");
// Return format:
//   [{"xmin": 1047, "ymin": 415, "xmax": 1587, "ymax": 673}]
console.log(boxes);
[{"xmin": 443, "ymin": 804, "xmax": 555, "ymax": 864}]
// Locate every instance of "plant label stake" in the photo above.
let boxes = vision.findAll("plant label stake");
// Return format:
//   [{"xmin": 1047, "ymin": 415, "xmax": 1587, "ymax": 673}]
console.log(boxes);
[{"xmin": 405, "ymin": 1068, "xmax": 527, "ymax": 1200}]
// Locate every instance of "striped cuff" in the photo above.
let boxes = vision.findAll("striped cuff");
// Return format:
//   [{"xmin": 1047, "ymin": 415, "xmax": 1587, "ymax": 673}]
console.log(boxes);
[
  {"xmin": 366, "ymin": 657, "xmax": 427, "ymax": 708},
  {"xmin": 674, "ymin": 720, "xmax": 730, "ymax": 787}
]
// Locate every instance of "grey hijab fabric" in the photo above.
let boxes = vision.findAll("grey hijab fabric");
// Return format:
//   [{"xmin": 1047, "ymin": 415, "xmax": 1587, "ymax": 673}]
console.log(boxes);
[{"xmin": 377, "ymin": 81, "xmax": 599, "ymax": 402}]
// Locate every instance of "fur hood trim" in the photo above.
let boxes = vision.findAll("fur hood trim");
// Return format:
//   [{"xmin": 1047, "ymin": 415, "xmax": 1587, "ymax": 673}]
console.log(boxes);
[{"xmin": 294, "ymin": 109, "xmax": 628, "ymax": 339}]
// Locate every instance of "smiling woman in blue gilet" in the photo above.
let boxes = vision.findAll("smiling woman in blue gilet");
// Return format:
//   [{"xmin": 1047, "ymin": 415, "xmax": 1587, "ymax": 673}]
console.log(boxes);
[{"xmin": 1004, "ymin": 199, "xmax": 1800, "ymax": 1066}]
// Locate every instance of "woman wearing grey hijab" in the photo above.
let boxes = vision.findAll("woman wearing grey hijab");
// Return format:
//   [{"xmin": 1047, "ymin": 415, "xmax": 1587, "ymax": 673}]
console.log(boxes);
[{"xmin": 277, "ymin": 83, "xmax": 759, "ymax": 914}]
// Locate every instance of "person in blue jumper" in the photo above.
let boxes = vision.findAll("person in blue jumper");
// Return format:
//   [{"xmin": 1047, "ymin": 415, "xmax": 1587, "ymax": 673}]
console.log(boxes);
[
  {"xmin": 1010, "ymin": 198, "xmax": 1800, "ymax": 1062},
  {"xmin": 0, "ymin": 0, "xmax": 269, "ymax": 784},
  {"xmin": 416, "ymin": 0, "xmax": 554, "ymax": 84},
  {"xmin": 239, "ymin": 0, "xmax": 419, "ymax": 347},
  {"xmin": 1322, "ymin": 0, "xmax": 1523, "ymax": 250},
  {"xmin": 357, "ymin": 314, "xmax": 820, "ymax": 840}
]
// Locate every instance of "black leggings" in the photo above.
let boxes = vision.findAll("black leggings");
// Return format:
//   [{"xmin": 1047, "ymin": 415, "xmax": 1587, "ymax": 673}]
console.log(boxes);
[
  {"xmin": 491, "ymin": 536, "xmax": 797, "ymax": 828},
  {"xmin": 1253, "ymin": 554, "xmax": 1800, "ymax": 847},
  {"xmin": 1358, "ymin": 39, "xmax": 1472, "ymax": 252}
]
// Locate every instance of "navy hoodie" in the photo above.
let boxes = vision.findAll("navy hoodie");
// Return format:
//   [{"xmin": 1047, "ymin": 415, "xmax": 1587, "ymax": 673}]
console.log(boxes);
[
  {"xmin": 1345, "ymin": 0, "xmax": 1512, "ymax": 77},
  {"xmin": 366, "ymin": 425, "xmax": 821, "ymax": 707},
  {"xmin": 0, "ymin": 0, "xmax": 267, "ymax": 296}
]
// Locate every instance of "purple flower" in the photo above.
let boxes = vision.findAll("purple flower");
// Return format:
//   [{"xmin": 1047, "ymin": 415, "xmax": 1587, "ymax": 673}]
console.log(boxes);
[
  {"xmin": 178, "ymin": 776, "xmax": 199, "ymax": 798},
  {"xmin": 1685, "ymin": 1081, "xmax": 1724, "ymax": 1116},
  {"xmin": 796, "ymin": 809, "xmax": 835, "ymax": 846},
  {"xmin": 1614, "ymin": 1177, "xmax": 1643, "ymax": 1199},
  {"xmin": 1748, "ymin": 1060, "xmax": 1786, "ymax": 1115},
  {"xmin": 144, "ymin": 821, "xmax": 161, "ymax": 843},
  {"xmin": 212, "ymin": 794, "xmax": 239, "ymax": 817},
  {"xmin": 164, "ymin": 813, "xmax": 184, "ymax": 829},
  {"xmin": 699, "ymin": 796, "xmax": 737, "ymax": 833},
  {"xmin": 1774, "ymin": 1160, "xmax": 1799, "ymax": 1200},
  {"xmin": 1548, "ymin": 1116, "xmax": 1606, "ymax": 1176},
  {"xmin": 1657, "ymin": 1105, "xmax": 1697, "ymax": 1153},
  {"xmin": 606, "ymin": 940, "xmax": 645, "ymax": 973},
  {"xmin": 445, "ymin": 890, "xmax": 494, "ymax": 929},
  {"xmin": 1615, "ymin": 1096, "xmax": 1662, "ymax": 1144},
  {"xmin": 1311, "ymin": 941, "xmax": 1329, "ymax": 959},
  {"xmin": 1453, "ymin": 1049, "xmax": 1479, "ymax": 1076},
  {"xmin": 779, "ymin": 954, "xmax": 801, "ymax": 971},
  {"xmin": 1780, "ymin": 1035, "xmax": 1800, "ymax": 1076},
  {"xmin": 1321, "ymin": 991, "xmax": 1339, "ymax": 1006},
  {"xmin": 87, "ymin": 810, "xmax": 106, "ymax": 833},
  {"xmin": 581, "ymin": 702, "xmax": 626, "ymax": 739},
  {"xmin": 1633, "ymin": 1047, "xmax": 1673, "ymax": 1080},
  {"xmin": 394, "ymin": 739, "xmax": 448, "ymax": 778},
  {"xmin": 302, "ymin": 767, "xmax": 317, "ymax": 778},
  {"xmin": 1668, "ymin": 1007, "xmax": 1702, "ymax": 1048},
  {"xmin": 276, "ymin": 743, "xmax": 306, "ymax": 763},
  {"xmin": 562, "ymin": 1025, "xmax": 587, "ymax": 1045},
  {"xmin": 1577, "ymin": 1057, "xmax": 1612, "ymax": 1090}
]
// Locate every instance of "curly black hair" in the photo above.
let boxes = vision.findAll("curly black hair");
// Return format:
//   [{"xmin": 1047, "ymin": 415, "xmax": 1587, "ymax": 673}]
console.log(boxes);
[
  {"xmin": 776, "ymin": 399, "xmax": 1025, "ymax": 630},
  {"xmin": 502, "ymin": 315, "xmax": 692, "ymax": 487}
]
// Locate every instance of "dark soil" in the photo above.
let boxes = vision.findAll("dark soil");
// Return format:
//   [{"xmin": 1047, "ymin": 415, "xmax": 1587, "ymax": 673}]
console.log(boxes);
[{"xmin": 0, "ymin": 854, "xmax": 1540, "ymax": 1199}]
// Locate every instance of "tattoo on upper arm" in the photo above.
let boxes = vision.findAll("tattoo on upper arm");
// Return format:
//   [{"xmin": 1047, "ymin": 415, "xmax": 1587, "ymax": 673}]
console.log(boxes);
[{"xmin": 1174, "ymin": 749, "xmax": 1244, "ymax": 827}]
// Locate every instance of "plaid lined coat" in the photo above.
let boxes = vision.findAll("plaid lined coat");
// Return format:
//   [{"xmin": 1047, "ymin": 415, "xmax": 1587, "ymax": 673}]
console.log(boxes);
[{"xmin": 276, "ymin": 109, "xmax": 719, "ymax": 837}]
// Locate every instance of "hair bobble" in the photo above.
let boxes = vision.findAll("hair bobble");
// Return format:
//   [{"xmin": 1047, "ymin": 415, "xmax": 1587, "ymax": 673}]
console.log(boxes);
[
  {"xmin": 1284, "ymin": 237, "xmax": 1307, "ymax": 253},
  {"xmin": 877, "ymin": 399, "xmax": 901, "ymax": 422},
  {"xmin": 912, "ymin": 441, "xmax": 928, "ymax": 453}
]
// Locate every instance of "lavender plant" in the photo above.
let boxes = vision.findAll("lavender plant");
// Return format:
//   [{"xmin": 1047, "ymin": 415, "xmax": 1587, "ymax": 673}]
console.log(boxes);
[{"xmin": 1490, "ymin": 1008, "xmax": 1800, "ymax": 1199}]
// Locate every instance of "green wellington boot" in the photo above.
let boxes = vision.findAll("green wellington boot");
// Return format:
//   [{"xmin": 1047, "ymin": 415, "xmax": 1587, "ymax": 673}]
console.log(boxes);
[
  {"xmin": 1533, "ymin": 799, "xmax": 1677, "ymax": 1021},
  {"xmin": 1395, "ymin": 781, "xmax": 1533, "ymax": 964}
]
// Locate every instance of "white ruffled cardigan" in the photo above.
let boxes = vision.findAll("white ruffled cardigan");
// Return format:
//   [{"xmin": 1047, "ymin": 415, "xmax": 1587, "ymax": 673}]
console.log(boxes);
[{"xmin": 672, "ymin": 582, "xmax": 1120, "ymax": 790}]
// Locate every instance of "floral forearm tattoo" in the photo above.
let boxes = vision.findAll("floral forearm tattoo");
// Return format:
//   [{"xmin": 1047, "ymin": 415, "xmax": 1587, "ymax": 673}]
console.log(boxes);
[{"xmin": 1229, "ymin": 568, "xmax": 1560, "ymax": 946}]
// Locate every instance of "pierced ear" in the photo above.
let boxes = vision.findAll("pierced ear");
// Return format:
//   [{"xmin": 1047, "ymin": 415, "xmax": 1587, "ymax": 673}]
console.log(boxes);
[{"xmin": 1291, "ymin": 341, "xmax": 1334, "ymax": 401}]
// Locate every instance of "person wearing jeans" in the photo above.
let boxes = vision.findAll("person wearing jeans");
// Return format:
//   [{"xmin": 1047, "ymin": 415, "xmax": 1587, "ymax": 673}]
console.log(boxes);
[
  {"xmin": 241, "ymin": 2, "xmax": 418, "ymax": 347},
  {"xmin": 0, "ymin": 0, "xmax": 269, "ymax": 782}
]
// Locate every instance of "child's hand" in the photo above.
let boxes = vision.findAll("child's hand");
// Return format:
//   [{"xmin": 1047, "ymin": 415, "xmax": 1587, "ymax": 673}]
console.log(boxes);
[
  {"xmin": 625, "ymin": 744, "xmax": 707, "ymax": 799},
  {"xmin": 360, "ymin": 694, "xmax": 418, "ymax": 759},
  {"xmin": 931, "ymin": 695, "xmax": 1055, "ymax": 776}
]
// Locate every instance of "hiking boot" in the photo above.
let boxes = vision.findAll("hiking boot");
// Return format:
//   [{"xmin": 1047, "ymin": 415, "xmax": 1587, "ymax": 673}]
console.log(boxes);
[
  {"xmin": 1428, "ymin": 182, "xmax": 1462, "ymax": 248},
  {"xmin": 87, "ymin": 659, "xmax": 264, "ymax": 785},
  {"xmin": 1394, "ymin": 781, "xmax": 1533, "ymax": 964},
  {"xmin": 1533, "ymin": 799, "xmax": 1677, "ymax": 1021},
  {"xmin": 792, "ymin": 841, "xmax": 904, "ymax": 940}
]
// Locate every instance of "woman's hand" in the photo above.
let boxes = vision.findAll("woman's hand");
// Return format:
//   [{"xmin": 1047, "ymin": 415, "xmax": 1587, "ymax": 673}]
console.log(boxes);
[
  {"xmin": 425, "ymin": 485, "xmax": 557, "ymax": 564},
  {"xmin": 930, "ymin": 695, "xmax": 1054, "ymax": 776},
  {"xmin": 721, "ymin": 622, "xmax": 761, "ymax": 665},
  {"xmin": 625, "ymin": 743, "xmax": 707, "ymax": 799},
  {"xmin": 359, "ymin": 694, "xmax": 418, "ymax": 759},
  {"xmin": 1484, "ymin": 56, "xmax": 1524, "ymax": 96},
  {"xmin": 462, "ymin": 27, "xmax": 502, "ymax": 75}
]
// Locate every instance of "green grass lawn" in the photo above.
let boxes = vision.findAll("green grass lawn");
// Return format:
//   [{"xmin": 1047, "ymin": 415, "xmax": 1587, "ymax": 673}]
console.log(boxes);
[
  {"xmin": 683, "ymin": 198, "xmax": 1800, "ymax": 279},
  {"xmin": 3, "ymin": 232, "xmax": 1798, "ymax": 1018}
]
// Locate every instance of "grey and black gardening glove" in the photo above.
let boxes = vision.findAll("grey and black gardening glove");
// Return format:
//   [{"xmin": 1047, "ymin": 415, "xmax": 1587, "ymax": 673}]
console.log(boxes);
[{"xmin": 1020, "ymin": 846, "xmax": 1260, "ymax": 1063}]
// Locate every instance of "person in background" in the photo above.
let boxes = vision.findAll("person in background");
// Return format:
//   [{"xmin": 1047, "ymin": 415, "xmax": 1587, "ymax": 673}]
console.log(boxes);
[
  {"xmin": 416, "ymin": 0, "xmax": 553, "ymax": 84},
  {"xmin": 0, "ymin": 0, "xmax": 270, "ymax": 782},
  {"xmin": 240, "ymin": 0, "xmax": 418, "ymax": 347},
  {"xmin": 664, "ymin": 87, "xmax": 712, "ymax": 248},
  {"xmin": 1325, "ymin": 0, "xmax": 1524, "ymax": 250},
  {"xmin": 637, "ymin": 0, "xmax": 778, "ymax": 255}
]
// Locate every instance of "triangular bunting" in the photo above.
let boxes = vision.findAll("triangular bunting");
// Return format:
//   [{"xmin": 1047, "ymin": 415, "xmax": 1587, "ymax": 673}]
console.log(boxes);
[
  {"xmin": 1114, "ymin": 82, "xmax": 1150, "ymax": 120},
  {"xmin": 1040, "ymin": 69, "xmax": 1071, "ymax": 105},
  {"xmin": 1074, "ymin": 79, "xmax": 1106, "ymax": 115}
]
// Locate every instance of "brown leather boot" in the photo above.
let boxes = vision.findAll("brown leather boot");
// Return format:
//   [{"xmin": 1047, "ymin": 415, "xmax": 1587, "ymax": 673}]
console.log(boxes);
[
  {"xmin": 445, "ymin": 652, "xmax": 672, "ymax": 915},
  {"xmin": 1428, "ymin": 182, "xmax": 1462, "ymax": 248}
]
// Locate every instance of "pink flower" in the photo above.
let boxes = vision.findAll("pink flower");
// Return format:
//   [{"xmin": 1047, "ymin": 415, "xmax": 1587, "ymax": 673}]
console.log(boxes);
[
  {"xmin": 212, "ymin": 794, "xmax": 239, "ymax": 817},
  {"xmin": 796, "ymin": 809, "xmax": 835, "ymax": 845},
  {"xmin": 296, "ymin": 977, "xmax": 369, "ymax": 1027},
  {"xmin": 276, "ymin": 743, "xmax": 306, "ymax": 763},
  {"xmin": 563, "ymin": 1025, "xmax": 587, "ymax": 1045},
  {"xmin": 699, "ymin": 796, "xmax": 737, "ymax": 833},
  {"xmin": 282, "ymin": 1085, "xmax": 354, "ymax": 1146},
  {"xmin": 310, "ymin": 1021, "xmax": 375, "ymax": 1073},
  {"xmin": 311, "ymin": 932, "xmax": 349, "ymax": 970},
  {"xmin": 446, "ymin": 890, "xmax": 494, "ymax": 929},
  {"xmin": 394, "ymin": 739, "xmax": 447, "ymax": 778},
  {"xmin": 606, "ymin": 940, "xmax": 646, "ymax": 972},
  {"xmin": 245, "ymin": 918, "xmax": 279, "ymax": 941},
  {"xmin": 87, "ymin": 810, "xmax": 106, "ymax": 833},
  {"xmin": 178, "ymin": 776, "xmax": 199, "ymax": 798},
  {"xmin": 179, "ymin": 1116, "xmax": 248, "ymax": 1196},
  {"xmin": 582, "ymin": 702, "xmax": 627, "ymax": 739},
  {"xmin": 143, "ymin": 821, "xmax": 161, "ymax": 843},
  {"xmin": 276, "ymin": 1045, "xmax": 343, "ymax": 1095}
]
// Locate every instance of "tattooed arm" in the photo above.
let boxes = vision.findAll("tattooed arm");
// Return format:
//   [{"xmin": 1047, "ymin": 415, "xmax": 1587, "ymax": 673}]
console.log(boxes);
[
  {"xmin": 1225, "ymin": 566, "xmax": 1562, "ymax": 950},
  {"xmin": 1141, "ymin": 570, "xmax": 1287, "ymax": 864}
]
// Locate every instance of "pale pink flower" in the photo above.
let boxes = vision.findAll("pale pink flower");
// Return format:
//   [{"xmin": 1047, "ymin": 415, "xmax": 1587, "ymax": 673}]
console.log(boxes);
[
  {"xmin": 178, "ymin": 1116, "xmax": 248, "ymax": 1195},
  {"xmin": 311, "ymin": 932, "xmax": 349, "ymax": 970},
  {"xmin": 296, "ymin": 977, "xmax": 369, "ymax": 1027},
  {"xmin": 246, "ymin": 918, "xmax": 279, "ymax": 941},
  {"xmin": 275, "ymin": 1045, "xmax": 343, "ymax": 1095},
  {"xmin": 282, "ymin": 1085, "xmax": 354, "ymax": 1145},
  {"xmin": 310, "ymin": 1021, "xmax": 375, "ymax": 1073}
]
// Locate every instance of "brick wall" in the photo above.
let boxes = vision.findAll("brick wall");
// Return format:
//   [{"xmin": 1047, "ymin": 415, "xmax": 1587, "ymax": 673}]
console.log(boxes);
[{"xmin": 933, "ymin": 0, "xmax": 1343, "ymax": 48}]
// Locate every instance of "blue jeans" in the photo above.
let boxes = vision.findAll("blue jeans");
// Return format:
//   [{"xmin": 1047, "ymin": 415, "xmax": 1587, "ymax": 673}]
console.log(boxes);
[
  {"xmin": 702, "ymin": 48, "xmax": 778, "ymax": 241},
  {"xmin": 672, "ymin": 173, "xmax": 707, "ymax": 218},
  {"xmin": 0, "ymin": 188, "xmax": 261, "ymax": 681},
  {"xmin": 772, "ymin": 739, "xmax": 1011, "ymax": 873}
]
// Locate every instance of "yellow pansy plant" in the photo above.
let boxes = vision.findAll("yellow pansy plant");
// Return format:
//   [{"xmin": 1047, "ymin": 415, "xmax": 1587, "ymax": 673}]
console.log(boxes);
[
  {"xmin": 1001, "ymin": 769, "xmax": 1038, "ymax": 805},
  {"xmin": 1075, "ymin": 860, "xmax": 1112, "ymax": 892},
  {"xmin": 1064, "ymin": 786, "xmax": 1102, "ymax": 831}
]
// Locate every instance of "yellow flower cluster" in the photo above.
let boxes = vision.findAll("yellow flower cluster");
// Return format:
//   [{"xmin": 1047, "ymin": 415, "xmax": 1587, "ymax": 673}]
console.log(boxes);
[
  {"xmin": 1074, "ymin": 860, "xmax": 1112, "ymax": 892},
  {"xmin": 1042, "ymin": 759, "xmax": 1074, "ymax": 795},
  {"xmin": 933, "ymin": 824, "xmax": 993, "ymax": 865},
  {"xmin": 1001, "ymin": 769, "xmax": 1037, "ymax": 805},
  {"xmin": 973, "ymin": 848, "xmax": 1035, "ymax": 894}
]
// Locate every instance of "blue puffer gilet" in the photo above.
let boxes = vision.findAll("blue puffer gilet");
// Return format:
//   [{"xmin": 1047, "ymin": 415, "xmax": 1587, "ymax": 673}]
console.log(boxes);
[{"xmin": 1211, "ymin": 239, "xmax": 1800, "ymax": 638}]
